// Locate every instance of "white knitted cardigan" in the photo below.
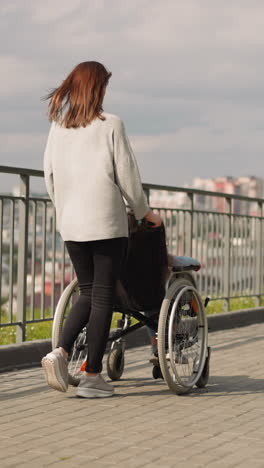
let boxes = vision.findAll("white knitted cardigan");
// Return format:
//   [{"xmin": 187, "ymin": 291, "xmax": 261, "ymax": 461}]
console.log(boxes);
[{"xmin": 43, "ymin": 113, "xmax": 149, "ymax": 241}]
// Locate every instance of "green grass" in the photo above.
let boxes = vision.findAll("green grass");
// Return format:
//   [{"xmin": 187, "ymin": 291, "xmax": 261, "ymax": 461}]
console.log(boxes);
[
  {"xmin": 0, "ymin": 308, "xmax": 137, "ymax": 345},
  {"xmin": 206, "ymin": 300, "xmax": 224, "ymax": 315},
  {"xmin": 0, "ymin": 306, "xmax": 54, "ymax": 345},
  {"xmin": 1, "ymin": 296, "xmax": 264, "ymax": 345},
  {"xmin": 206, "ymin": 295, "xmax": 264, "ymax": 315}
]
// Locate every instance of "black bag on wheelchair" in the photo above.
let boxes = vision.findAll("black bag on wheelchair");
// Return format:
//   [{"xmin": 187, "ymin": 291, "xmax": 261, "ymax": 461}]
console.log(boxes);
[{"xmin": 118, "ymin": 212, "xmax": 169, "ymax": 311}]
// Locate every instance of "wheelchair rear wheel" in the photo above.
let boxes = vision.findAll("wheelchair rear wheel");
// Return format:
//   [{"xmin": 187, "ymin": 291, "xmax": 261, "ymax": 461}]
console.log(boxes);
[
  {"xmin": 158, "ymin": 277, "xmax": 208, "ymax": 395},
  {"xmin": 52, "ymin": 277, "xmax": 85, "ymax": 387}
]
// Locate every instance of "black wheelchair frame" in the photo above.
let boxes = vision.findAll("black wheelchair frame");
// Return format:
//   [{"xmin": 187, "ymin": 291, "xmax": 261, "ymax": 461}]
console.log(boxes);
[{"xmin": 52, "ymin": 254, "xmax": 210, "ymax": 395}]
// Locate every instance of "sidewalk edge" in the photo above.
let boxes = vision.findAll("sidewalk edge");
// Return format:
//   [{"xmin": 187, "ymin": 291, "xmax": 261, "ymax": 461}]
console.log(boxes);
[{"xmin": 1, "ymin": 307, "xmax": 264, "ymax": 372}]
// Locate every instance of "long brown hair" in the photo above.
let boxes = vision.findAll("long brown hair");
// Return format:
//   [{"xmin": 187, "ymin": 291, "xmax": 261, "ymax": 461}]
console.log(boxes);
[{"xmin": 43, "ymin": 61, "xmax": 112, "ymax": 128}]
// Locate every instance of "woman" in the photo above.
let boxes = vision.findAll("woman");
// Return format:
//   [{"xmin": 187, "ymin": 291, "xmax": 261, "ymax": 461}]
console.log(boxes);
[{"xmin": 41, "ymin": 61, "xmax": 162, "ymax": 398}]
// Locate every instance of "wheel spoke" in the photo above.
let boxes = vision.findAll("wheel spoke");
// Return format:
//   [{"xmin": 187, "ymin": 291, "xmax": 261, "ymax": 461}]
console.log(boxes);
[{"xmin": 68, "ymin": 329, "xmax": 87, "ymax": 377}]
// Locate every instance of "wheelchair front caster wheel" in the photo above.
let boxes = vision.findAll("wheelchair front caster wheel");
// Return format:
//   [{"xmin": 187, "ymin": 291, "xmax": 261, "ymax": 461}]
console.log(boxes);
[
  {"xmin": 152, "ymin": 365, "xmax": 163, "ymax": 380},
  {"xmin": 196, "ymin": 347, "xmax": 211, "ymax": 388},
  {"xmin": 107, "ymin": 347, "xmax": 125, "ymax": 380}
]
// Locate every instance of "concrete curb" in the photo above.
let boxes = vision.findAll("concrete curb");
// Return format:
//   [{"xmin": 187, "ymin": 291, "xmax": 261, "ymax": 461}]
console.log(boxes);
[
  {"xmin": 207, "ymin": 307, "xmax": 264, "ymax": 331},
  {"xmin": 0, "ymin": 339, "xmax": 52, "ymax": 373},
  {"xmin": 1, "ymin": 307, "xmax": 264, "ymax": 372},
  {"xmin": 0, "ymin": 329, "xmax": 150, "ymax": 373}
]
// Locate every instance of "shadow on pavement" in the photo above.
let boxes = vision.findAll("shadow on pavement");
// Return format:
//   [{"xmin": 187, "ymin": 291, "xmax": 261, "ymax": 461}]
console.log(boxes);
[
  {"xmin": 1, "ymin": 373, "xmax": 264, "ymax": 401},
  {"xmin": 200, "ymin": 374, "xmax": 264, "ymax": 396},
  {"xmin": 0, "ymin": 385, "xmax": 50, "ymax": 401}
]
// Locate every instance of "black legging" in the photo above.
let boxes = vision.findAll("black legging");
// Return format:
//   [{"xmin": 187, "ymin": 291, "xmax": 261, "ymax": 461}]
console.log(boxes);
[{"xmin": 58, "ymin": 237, "xmax": 127, "ymax": 373}]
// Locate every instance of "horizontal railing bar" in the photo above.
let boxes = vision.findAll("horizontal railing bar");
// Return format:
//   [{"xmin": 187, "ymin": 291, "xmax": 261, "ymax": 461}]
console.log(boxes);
[
  {"xmin": 0, "ymin": 195, "xmax": 50, "ymax": 203},
  {"xmin": 0, "ymin": 195, "xmax": 51, "ymax": 203},
  {"xmin": 205, "ymin": 294, "xmax": 264, "ymax": 301},
  {"xmin": 0, "ymin": 322, "xmax": 22, "ymax": 327},
  {"xmin": 0, "ymin": 165, "xmax": 44, "ymax": 177},
  {"xmin": 24, "ymin": 318, "xmax": 53, "ymax": 324},
  {"xmin": 0, "ymin": 165, "xmax": 263, "ymax": 204},
  {"xmin": 0, "ymin": 195, "xmax": 24, "ymax": 201},
  {"xmin": 0, "ymin": 318, "xmax": 53, "ymax": 327},
  {"xmin": 153, "ymin": 206, "xmax": 262, "ymax": 219},
  {"xmin": 0, "ymin": 196, "xmax": 50, "ymax": 203},
  {"xmin": 144, "ymin": 182, "xmax": 264, "ymax": 203}
]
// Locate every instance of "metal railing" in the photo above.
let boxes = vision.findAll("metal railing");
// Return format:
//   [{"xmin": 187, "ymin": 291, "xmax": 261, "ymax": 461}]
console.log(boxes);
[
  {"xmin": 144, "ymin": 183, "xmax": 264, "ymax": 311},
  {"xmin": 0, "ymin": 165, "xmax": 264, "ymax": 343},
  {"xmin": 0, "ymin": 166, "xmax": 74, "ymax": 343}
]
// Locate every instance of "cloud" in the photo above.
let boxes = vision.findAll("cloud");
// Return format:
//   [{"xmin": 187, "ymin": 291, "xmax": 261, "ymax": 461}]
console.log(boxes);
[
  {"xmin": 132, "ymin": 126, "xmax": 264, "ymax": 156},
  {"xmin": 30, "ymin": 0, "xmax": 83, "ymax": 23},
  {"xmin": 0, "ymin": 55, "xmax": 49, "ymax": 98},
  {"xmin": 1, "ymin": 0, "xmax": 264, "ymax": 190},
  {"xmin": 0, "ymin": 132, "xmax": 46, "ymax": 155}
]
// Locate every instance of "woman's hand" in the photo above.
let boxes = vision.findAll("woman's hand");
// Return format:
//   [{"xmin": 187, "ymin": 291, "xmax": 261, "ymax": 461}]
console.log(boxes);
[{"xmin": 144, "ymin": 210, "xmax": 162, "ymax": 228}]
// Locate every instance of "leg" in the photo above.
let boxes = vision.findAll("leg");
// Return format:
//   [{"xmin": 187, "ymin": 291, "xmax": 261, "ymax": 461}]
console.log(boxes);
[
  {"xmin": 42, "ymin": 240, "xmax": 96, "ymax": 393},
  {"xmin": 144, "ymin": 308, "xmax": 159, "ymax": 354},
  {"xmin": 57, "ymin": 241, "xmax": 94, "ymax": 353},
  {"xmin": 85, "ymin": 237, "xmax": 127, "ymax": 374},
  {"xmin": 144, "ymin": 309, "xmax": 158, "ymax": 365}
]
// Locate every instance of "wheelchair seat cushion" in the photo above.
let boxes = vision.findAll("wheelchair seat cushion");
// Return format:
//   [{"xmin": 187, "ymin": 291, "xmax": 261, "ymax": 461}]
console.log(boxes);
[{"xmin": 169, "ymin": 255, "xmax": 201, "ymax": 272}]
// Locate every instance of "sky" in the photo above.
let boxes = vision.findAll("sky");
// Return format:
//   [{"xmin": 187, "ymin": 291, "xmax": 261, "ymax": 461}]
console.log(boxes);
[{"xmin": 0, "ymin": 0, "xmax": 264, "ymax": 194}]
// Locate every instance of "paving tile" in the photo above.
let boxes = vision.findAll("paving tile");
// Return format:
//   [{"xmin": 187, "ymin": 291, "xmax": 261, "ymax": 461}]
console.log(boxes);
[{"xmin": 2, "ymin": 323, "xmax": 264, "ymax": 466}]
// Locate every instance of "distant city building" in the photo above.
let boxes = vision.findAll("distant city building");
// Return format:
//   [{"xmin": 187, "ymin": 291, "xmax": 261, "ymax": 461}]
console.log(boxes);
[
  {"xmin": 149, "ymin": 176, "xmax": 264, "ymax": 215},
  {"xmin": 233, "ymin": 176, "xmax": 264, "ymax": 215},
  {"xmin": 149, "ymin": 189, "xmax": 186, "ymax": 209}
]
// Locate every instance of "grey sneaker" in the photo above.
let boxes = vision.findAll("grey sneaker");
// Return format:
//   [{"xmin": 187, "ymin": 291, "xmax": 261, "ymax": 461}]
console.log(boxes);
[
  {"xmin": 41, "ymin": 348, "xmax": 68, "ymax": 392},
  {"xmin": 77, "ymin": 373, "xmax": 114, "ymax": 398}
]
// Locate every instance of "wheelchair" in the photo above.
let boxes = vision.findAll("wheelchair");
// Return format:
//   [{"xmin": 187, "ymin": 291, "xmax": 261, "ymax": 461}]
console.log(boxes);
[{"xmin": 52, "ymin": 252, "xmax": 211, "ymax": 396}]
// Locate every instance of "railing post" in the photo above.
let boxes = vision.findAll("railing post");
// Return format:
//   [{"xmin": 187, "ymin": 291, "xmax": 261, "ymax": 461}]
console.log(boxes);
[
  {"xmin": 16, "ymin": 174, "xmax": 29, "ymax": 343},
  {"xmin": 144, "ymin": 187, "xmax": 150, "ymax": 206},
  {"xmin": 0, "ymin": 199, "xmax": 3, "ymax": 313},
  {"xmin": 255, "ymin": 201, "xmax": 263, "ymax": 307},
  {"xmin": 186, "ymin": 193, "xmax": 194, "ymax": 257},
  {"xmin": 51, "ymin": 205, "xmax": 56, "ymax": 316},
  {"xmin": 224, "ymin": 197, "xmax": 232, "ymax": 312}
]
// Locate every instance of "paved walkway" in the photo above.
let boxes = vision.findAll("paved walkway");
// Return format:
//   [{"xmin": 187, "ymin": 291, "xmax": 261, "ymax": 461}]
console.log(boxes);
[{"xmin": 1, "ymin": 323, "xmax": 264, "ymax": 468}]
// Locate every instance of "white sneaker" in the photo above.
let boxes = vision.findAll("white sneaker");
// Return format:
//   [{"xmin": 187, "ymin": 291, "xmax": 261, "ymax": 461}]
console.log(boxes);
[
  {"xmin": 77, "ymin": 374, "xmax": 114, "ymax": 398},
  {"xmin": 41, "ymin": 348, "xmax": 68, "ymax": 392}
]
